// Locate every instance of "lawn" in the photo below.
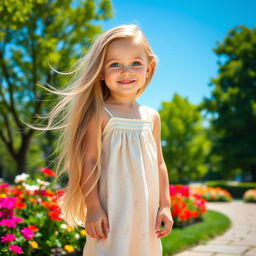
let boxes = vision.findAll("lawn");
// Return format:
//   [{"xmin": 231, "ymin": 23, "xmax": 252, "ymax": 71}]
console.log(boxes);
[{"xmin": 161, "ymin": 209, "xmax": 231, "ymax": 256}]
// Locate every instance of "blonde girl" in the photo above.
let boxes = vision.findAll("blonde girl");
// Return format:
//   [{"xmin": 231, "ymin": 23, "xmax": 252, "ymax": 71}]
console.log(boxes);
[{"xmin": 29, "ymin": 24, "xmax": 173, "ymax": 255}]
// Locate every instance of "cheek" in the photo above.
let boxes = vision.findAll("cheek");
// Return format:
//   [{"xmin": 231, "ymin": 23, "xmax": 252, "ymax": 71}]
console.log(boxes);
[
  {"xmin": 136, "ymin": 67, "xmax": 147, "ymax": 76},
  {"xmin": 105, "ymin": 69, "xmax": 119, "ymax": 79}
]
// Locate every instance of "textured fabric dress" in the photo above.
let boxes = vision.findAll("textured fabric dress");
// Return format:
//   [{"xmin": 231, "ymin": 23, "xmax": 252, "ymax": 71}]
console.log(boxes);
[{"xmin": 83, "ymin": 105, "xmax": 163, "ymax": 256}]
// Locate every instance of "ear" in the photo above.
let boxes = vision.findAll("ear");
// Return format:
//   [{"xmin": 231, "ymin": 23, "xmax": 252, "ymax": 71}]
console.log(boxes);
[{"xmin": 146, "ymin": 60, "xmax": 155, "ymax": 78}]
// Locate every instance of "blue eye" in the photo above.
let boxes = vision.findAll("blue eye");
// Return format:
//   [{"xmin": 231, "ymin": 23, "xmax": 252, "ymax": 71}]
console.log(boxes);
[
  {"xmin": 110, "ymin": 63, "xmax": 120, "ymax": 67},
  {"xmin": 109, "ymin": 61, "xmax": 142, "ymax": 68},
  {"xmin": 132, "ymin": 61, "xmax": 141, "ymax": 66}
]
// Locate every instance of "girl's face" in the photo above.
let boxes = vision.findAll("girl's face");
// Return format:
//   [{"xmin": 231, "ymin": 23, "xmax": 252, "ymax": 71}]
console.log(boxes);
[{"xmin": 101, "ymin": 37, "xmax": 154, "ymax": 97}]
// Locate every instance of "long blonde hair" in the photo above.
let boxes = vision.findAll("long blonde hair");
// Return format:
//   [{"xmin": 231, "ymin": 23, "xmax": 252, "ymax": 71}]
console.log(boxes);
[{"xmin": 27, "ymin": 24, "xmax": 158, "ymax": 228}]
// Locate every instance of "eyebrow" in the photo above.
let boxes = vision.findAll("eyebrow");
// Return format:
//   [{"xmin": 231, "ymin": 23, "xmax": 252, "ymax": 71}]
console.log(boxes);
[{"xmin": 105, "ymin": 57, "xmax": 144, "ymax": 64}]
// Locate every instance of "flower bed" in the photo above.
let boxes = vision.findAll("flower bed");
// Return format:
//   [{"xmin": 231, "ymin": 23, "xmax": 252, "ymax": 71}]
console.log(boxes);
[
  {"xmin": 0, "ymin": 169, "xmax": 86, "ymax": 255},
  {"xmin": 170, "ymin": 185, "xmax": 207, "ymax": 228},
  {"xmin": 243, "ymin": 188, "xmax": 256, "ymax": 202},
  {"xmin": 1, "ymin": 170, "xmax": 209, "ymax": 255},
  {"xmin": 189, "ymin": 185, "xmax": 232, "ymax": 202}
]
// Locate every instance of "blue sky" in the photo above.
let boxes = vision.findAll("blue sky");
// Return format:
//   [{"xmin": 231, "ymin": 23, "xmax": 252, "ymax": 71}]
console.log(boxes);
[{"xmin": 98, "ymin": 0, "xmax": 256, "ymax": 110}]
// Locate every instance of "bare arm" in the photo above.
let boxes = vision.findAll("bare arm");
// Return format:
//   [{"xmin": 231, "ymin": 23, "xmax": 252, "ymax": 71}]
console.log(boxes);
[
  {"xmin": 81, "ymin": 161, "xmax": 101, "ymax": 209},
  {"xmin": 80, "ymin": 111, "xmax": 102, "ymax": 209},
  {"xmin": 152, "ymin": 110, "xmax": 171, "ymax": 208}
]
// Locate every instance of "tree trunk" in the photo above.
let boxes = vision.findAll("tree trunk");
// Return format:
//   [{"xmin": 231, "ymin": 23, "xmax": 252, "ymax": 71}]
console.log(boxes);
[
  {"xmin": 250, "ymin": 164, "xmax": 256, "ymax": 182},
  {"xmin": 177, "ymin": 166, "xmax": 184, "ymax": 184},
  {"xmin": 16, "ymin": 132, "xmax": 33, "ymax": 174}
]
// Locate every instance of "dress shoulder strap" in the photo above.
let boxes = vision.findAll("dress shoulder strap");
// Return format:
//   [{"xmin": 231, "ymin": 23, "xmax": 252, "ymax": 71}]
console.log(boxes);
[
  {"xmin": 103, "ymin": 105, "xmax": 114, "ymax": 117},
  {"xmin": 142, "ymin": 105, "xmax": 150, "ymax": 121}
]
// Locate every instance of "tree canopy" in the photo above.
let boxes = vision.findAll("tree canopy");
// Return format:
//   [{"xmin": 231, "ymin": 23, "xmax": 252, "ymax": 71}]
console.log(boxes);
[
  {"xmin": 0, "ymin": 0, "xmax": 113, "ymax": 178},
  {"xmin": 160, "ymin": 94, "xmax": 211, "ymax": 184},
  {"xmin": 200, "ymin": 25, "xmax": 256, "ymax": 181}
]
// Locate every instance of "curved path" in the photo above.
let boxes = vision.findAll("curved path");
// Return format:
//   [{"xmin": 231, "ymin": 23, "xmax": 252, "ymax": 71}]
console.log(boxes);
[{"xmin": 174, "ymin": 200, "xmax": 256, "ymax": 256}]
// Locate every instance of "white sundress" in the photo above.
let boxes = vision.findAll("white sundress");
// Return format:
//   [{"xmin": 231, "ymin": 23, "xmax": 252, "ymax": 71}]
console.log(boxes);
[{"xmin": 83, "ymin": 104, "xmax": 163, "ymax": 256}]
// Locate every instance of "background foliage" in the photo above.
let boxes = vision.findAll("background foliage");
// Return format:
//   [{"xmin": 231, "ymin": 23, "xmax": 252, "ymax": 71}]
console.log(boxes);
[{"xmin": 0, "ymin": 0, "xmax": 113, "ymax": 182}]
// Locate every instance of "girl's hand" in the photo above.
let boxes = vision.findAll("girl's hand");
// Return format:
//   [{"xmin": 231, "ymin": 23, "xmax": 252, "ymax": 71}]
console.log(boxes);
[
  {"xmin": 155, "ymin": 206, "xmax": 174, "ymax": 239},
  {"xmin": 85, "ymin": 204, "xmax": 110, "ymax": 240}
]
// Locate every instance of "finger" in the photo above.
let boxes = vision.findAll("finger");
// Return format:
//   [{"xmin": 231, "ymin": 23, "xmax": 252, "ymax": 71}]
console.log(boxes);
[
  {"xmin": 95, "ymin": 222, "xmax": 105, "ymax": 239},
  {"xmin": 155, "ymin": 220, "xmax": 166, "ymax": 232},
  {"xmin": 156, "ymin": 223, "xmax": 171, "ymax": 235},
  {"xmin": 155, "ymin": 218, "xmax": 163, "ymax": 231},
  {"xmin": 101, "ymin": 221, "xmax": 108, "ymax": 238},
  {"xmin": 89, "ymin": 224, "xmax": 100, "ymax": 239},
  {"xmin": 156, "ymin": 227, "xmax": 168, "ymax": 236},
  {"xmin": 86, "ymin": 226, "xmax": 94, "ymax": 238},
  {"xmin": 102, "ymin": 216, "xmax": 110, "ymax": 235},
  {"xmin": 85, "ymin": 222, "xmax": 93, "ymax": 237},
  {"xmin": 157, "ymin": 227, "xmax": 172, "ymax": 237},
  {"xmin": 158, "ymin": 229, "xmax": 172, "ymax": 238},
  {"xmin": 100, "ymin": 221, "xmax": 106, "ymax": 237}
]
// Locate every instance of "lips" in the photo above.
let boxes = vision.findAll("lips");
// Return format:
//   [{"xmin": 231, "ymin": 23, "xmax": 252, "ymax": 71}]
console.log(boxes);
[{"xmin": 118, "ymin": 80, "xmax": 135, "ymax": 84}]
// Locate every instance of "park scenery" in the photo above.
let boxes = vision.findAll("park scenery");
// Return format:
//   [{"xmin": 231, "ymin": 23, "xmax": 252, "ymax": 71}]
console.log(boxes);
[
  {"xmin": 1, "ymin": 169, "xmax": 255, "ymax": 255},
  {"xmin": 0, "ymin": 0, "xmax": 256, "ymax": 256}
]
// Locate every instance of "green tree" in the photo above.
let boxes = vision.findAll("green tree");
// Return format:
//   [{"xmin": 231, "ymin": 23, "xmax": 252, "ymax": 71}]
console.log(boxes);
[
  {"xmin": 160, "ymin": 94, "xmax": 211, "ymax": 184},
  {"xmin": 200, "ymin": 25, "xmax": 256, "ymax": 181},
  {"xmin": 0, "ymin": 0, "xmax": 113, "ymax": 176}
]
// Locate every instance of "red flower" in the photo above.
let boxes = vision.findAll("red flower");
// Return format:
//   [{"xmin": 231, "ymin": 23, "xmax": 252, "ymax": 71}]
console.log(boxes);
[
  {"xmin": 40, "ymin": 168, "xmax": 56, "ymax": 177},
  {"xmin": 42, "ymin": 201, "xmax": 54, "ymax": 209},
  {"xmin": 56, "ymin": 189, "xmax": 64, "ymax": 198},
  {"xmin": 45, "ymin": 190, "xmax": 55, "ymax": 197},
  {"xmin": 10, "ymin": 189, "xmax": 22, "ymax": 196},
  {"xmin": 48, "ymin": 208, "xmax": 63, "ymax": 221},
  {"xmin": 16, "ymin": 202, "xmax": 26, "ymax": 209},
  {"xmin": 52, "ymin": 189, "xmax": 65, "ymax": 203},
  {"xmin": 36, "ymin": 189, "xmax": 55, "ymax": 197},
  {"xmin": 28, "ymin": 225, "xmax": 39, "ymax": 232},
  {"xmin": 169, "ymin": 184, "xmax": 189, "ymax": 197}
]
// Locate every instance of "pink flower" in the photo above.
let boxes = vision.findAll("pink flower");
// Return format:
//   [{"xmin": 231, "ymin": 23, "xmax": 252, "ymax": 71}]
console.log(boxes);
[
  {"xmin": 0, "ymin": 218, "xmax": 17, "ymax": 228},
  {"xmin": 0, "ymin": 216, "xmax": 23, "ymax": 228},
  {"xmin": 0, "ymin": 197, "xmax": 17, "ymax": 209},
  {"xmin": 169, "ymin": 185, "xmax": 190, "ymax": 197},
  {"xmin": 21, "ymin": 227, "xmax": 34, "ymax": 240},
  {"xmin": 1, "ymin": 234, "xmax": 16, "ymax": 243},
  {"xmin": 0, "ymin": 184, "xmax": 10, "ymax": 189},
  {"xmin": 9, "ymin": 244, "xmax": 23, "ymax": 254},
  {"xmin": 12, "ymin": 216, "xmax": 23, "ymax": 223}
]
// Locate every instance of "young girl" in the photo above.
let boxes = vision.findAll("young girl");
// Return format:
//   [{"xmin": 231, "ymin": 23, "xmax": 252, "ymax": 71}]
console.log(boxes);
[{"xmin": 30, "ymin": 24, "xmax": 173, "ymax": 255}]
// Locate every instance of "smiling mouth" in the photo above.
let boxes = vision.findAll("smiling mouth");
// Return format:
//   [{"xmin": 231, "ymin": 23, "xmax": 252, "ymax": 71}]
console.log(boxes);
[{"xmin": 118, "ymin": 80, "xmax": 135, "ymax": 84}]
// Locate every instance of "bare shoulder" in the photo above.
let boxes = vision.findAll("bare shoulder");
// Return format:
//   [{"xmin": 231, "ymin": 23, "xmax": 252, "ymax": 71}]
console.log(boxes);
[
  {"xmin": 84, "ymin": 109, "xmax": 103, "ymax": 163},
  {"xmin": 86, "ymin": 107, "xmax": 107, "ymax": 133}
]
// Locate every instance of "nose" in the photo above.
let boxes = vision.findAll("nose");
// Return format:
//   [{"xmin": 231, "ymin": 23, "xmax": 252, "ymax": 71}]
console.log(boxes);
[{"xmin": 121, "ymin": 65, "xmax": 132, "ymax": 74}]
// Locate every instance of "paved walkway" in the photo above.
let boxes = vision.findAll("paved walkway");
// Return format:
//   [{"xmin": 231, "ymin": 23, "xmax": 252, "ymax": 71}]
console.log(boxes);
[{"xmin": 174, "ymin": 200, "xmax": 256, "ymax": 256}]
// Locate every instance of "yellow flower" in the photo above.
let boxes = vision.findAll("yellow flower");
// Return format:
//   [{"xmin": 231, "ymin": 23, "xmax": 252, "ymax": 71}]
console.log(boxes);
[
  {"xmin": 80, "ymin": 229, "xmax": 87, "ymax": 236},
  {"xmin": 0, "ymin": 193, "xmax": 6, "ymax": 198},
  {"xmin": 64, "ymin": 245, "xmax": 75, "ymax": 253},
  {"xmin": 66, "ymin": 225, "xmax": 75, "ymax": 232},
  {"xmin": 29, "ymin": 241, "xmax": 39, "ymax": 249}
]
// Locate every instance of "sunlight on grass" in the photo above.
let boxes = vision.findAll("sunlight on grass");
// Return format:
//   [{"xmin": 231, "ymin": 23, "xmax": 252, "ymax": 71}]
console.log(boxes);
[{"xmin": 161, "ymin": 209, "xmax": 231, "ymax": 256}]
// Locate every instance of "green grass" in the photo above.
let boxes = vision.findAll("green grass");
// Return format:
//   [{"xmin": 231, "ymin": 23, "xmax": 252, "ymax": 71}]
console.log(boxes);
[{"xmin": 161, "ymin": 210, "xmax": 231, "ymax": 256}]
